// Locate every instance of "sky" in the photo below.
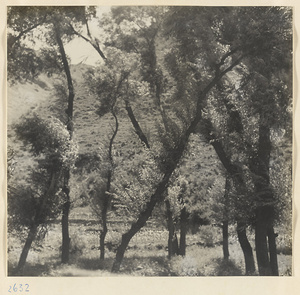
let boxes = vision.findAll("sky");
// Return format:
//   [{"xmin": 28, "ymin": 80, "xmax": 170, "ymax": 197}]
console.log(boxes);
[{"xmin": 65, "ymin": 6, "xmax": 111, "ymax": 65}]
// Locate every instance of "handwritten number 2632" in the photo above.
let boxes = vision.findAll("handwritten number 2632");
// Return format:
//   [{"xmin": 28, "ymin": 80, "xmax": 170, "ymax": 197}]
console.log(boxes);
[{"xmin": 8, "ymin": 284, "xmax": 29, "ymax": 293}]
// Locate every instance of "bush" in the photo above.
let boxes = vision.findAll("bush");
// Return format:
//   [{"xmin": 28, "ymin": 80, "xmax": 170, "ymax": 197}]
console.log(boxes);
[
  {"xmin": 214, "ymin": 258, "xmax": 243, "ymax": 276},
  {"xmin": 198, "ymin": 225, "xmax": 220, "ymax": 247},
  {"xmin": 69, "ymin": 231, "xmax": 87, "ymax": 257},
  {"xmin": 276, "ymin": 233, "xmax": 292, "ymax": 255},
  {"xmin": 170, "ymin": 255, "xmax": 201, "ymax": 276}
]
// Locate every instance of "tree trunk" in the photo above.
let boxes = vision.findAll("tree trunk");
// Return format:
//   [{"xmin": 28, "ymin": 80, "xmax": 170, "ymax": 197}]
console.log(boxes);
[
  {"xmin": 255, "ymin": 207, "xmax": 272, "ymax": 276},
  {"xmin": 99, "ymin": 192, "xmax": 109, "ymax": 260},
  {"xmin": 125, "ymin": 101, "xmax": 150, "ymax": 148},
  {"xmin": 100, "ymin": 220, "xmax": 108, "ymax": 260},
  {"xmin": 112, "ymin": 172, "xmax": 173, "ymax": 272},
  {"xmin": 54, "ymin": 23, "xmax": 75, "ymax": 265},
  {"xmin": 179, "ymin": 207, "xmax": 187, "ymax": 256},
  {"xmin": 237, "ymin": 222, "xmax": 256, "ymax": 275},
  {"xmin": 222, "ymin": 176, "xmax": 230, "ymax": 260},
  {"xmin": 61, "ymin": 195, "xmax": 70, "ymax": 264},
  {"xmin": 111, "ymin": 53, "xmax": 245, "ymax": 273},
  {"xmin": 15, "ymin": 170, "xmax": 59, "ymax": 273},
  {"xmin": 15, "ymin": 224, "xmax": 38, "ymax": 275},
  {"xmin": 165, "ymin": 199, "xmax": 178, "ymax": 258},
  {"xmin": 222, "ymin": 220, "xmax": 229, "ymax": 261},
  {"xmin": 99, "ymin": 178, "xmax": 111, "ymax": 261},
  {"xmin": 99, "ymin": 110, "xmax": 118, "ymax": 261},
  {"xmin": 251, "ymin": 122, "xmax": 278, "ymax": 276},
  {"xmin": 267, "ymin": 226, "xmax": 279, "ymax": 276}
]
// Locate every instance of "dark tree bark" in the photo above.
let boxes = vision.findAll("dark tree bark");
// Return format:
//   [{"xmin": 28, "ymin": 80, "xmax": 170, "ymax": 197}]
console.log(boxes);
[
  {"xmin": 165, "ymin": 199, "xmax": 179, "ymax": 258},
  {"xmin": 237, "ymin": 222, "xmax": 256, "ymax": 275},
  {"xmin": 255, "ymin": 208, "xmax": 271, "ymax": 275},
  {"xmin": 15, "ymin": 224, "xmax": 38, "ymax": 275},
  {"xmin": 69, "ymin": 22, "xmax": 106, "ymax": 61},
  {"xmin": 267, "ymin": 226, "xmax": 279, "ymax": 276},
  {"xmin": 250, "ymin": 122, "xmax": 278, "ymax": 276},
  {"xmin": 100, "ymin": 203, "xmax": 108, "ymax": 260},
  {"xmin": 112, "ymin": 171, "xmax": 173, "ymax": 272},
  {"xmin": 99, "ymin": 106, "xmax": 118, "ymax": 261},
  {"xmin": 61, "ymin": 186, "xmax": 70, "ymax": 264},
  {"xmin": 99, "ymin": 173, "xmax": 111, "ymax": 261},
  {"xmin": 222, "ymin": 221, "xmax": 229, "ymax": 261},
  {"xmin": 15, "ymin": 170, "xmax": 59, "ymax": 273},
  {"xmin": 54, "ymin": 23, "xmax": 75, "ymax": 264},
  {"xmin": 222, "ymin": 176, "xmax": 230, "ymax": 260},
  {"xmin": 206, "ymin": 89, "xmax": 279, "ymax": 276},
  {"xmin": 99, "ymin": 169, "xmax": 112, "ymax": 260},
  {"xmin": 125, "ymin": 100, "xmax": 150, "ymax": 148},
  {"xmin": 179, "ymin": 207, "xmax": 187, "ymax": 256}
]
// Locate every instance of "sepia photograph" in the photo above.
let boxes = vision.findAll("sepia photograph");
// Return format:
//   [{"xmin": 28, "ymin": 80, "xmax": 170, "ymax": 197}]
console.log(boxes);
[{"xmin": 6, "ymin": 5, "xmax": 293, "ymax": 279}]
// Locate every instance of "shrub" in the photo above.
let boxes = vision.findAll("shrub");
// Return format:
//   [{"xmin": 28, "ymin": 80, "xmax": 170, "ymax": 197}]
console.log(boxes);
[
  {"xmin": 214, "ymin": 258, "xmax": 243, "ymax": 276},
  {"xmin": 170, "ymin": 255, "xmax": 201, "ymax": 276},
  {"xmin": 199, "ymin": 225, "xmax": 220, "ymax": 247}
]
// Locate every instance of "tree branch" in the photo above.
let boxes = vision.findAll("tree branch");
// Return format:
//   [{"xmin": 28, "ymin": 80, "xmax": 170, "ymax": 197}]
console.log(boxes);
[
  {"xmin": 69, "ymin": 23, "xmax": 106, "ymax": 60},
  {"xmin": 8, "ymin": 15, "xmax": 48, "ymax": 49}
]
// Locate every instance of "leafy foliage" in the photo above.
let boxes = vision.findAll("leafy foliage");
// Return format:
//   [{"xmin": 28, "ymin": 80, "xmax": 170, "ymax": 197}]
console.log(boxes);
[{"xmin": 8, "ymin": 114, "xmax": 77, "ymax": 232}]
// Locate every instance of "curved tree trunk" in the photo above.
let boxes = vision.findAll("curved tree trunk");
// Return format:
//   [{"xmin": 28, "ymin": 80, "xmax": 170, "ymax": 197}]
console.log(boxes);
[
  {"xmin": 15, "ymin": 170, "xmax": 59, "ymax": 273},
  {"xmin": 112, "ymin": 172, "xmax": 173, "ymax": 272},
  {"xmin": 111, "ymin": 52, "xmax": 245, "ymax": 273},
  {"xmin": 237, "ymin": 222, "xmax": 256, "ymax": 275},
  {"xmin": 15, "ymin": 224, "xmax": 38, "ymax": 275},
  {"xmin": 100, "ymin": 109, "xmax": 118, "ymax": 261}
]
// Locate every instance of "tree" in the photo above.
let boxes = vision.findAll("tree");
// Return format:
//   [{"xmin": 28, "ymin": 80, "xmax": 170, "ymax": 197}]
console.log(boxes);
[
  {"xmin": 163, "ymin": 6, "xmax": 292, "ymax": 275},
  {"xmin": 109, "ymin": 8, "xmax": 256, "ymax": 271},
  {"xmin": 8, "ymin": 114, "xmax": 77, "ymax": 274},
  {"xmin": 83, "ymin": 47, "xmax": 150, "ymax": 260},
  {"xmin": 7, "ymin": 6, "xmax": 92, "ymax": 264}
]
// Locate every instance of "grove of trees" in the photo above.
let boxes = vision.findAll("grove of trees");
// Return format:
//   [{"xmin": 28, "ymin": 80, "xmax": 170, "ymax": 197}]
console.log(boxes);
[{"xmin": 7, "ymin": 6, "xmax": 293, "ymax": 276}]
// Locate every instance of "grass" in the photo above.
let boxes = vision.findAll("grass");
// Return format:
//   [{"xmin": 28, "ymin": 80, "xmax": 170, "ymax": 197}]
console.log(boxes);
[
  {"xmin": 7, "ymin": 64, "xmax": 293, "ymax": 277},
  {"xmin": 7, "ymin": 217, "xmax": 292, "ymax": 277}
]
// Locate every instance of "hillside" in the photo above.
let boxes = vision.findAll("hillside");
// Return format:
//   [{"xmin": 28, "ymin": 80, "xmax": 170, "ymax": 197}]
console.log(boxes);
[{"xmin": 7, "ymin": 62, "xmax": 292, "ymax": 277}]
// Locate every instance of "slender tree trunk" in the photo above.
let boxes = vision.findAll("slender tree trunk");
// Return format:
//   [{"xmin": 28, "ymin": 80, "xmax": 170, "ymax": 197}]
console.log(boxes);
[
  {"xmin": 179, "ymin": 207, "xmax": 187, "ymax": 256},
  {"xmin": 237, "ymin": 222, "xmax": 256, "ymax": 275},
  {"xmin": 100, "ymin": 215, "xmax": 108, "ymax": 260},
  {"xmin": 99, "ymin": 110, "xmax": 118, "ymax": 261},
  {"xmin": 61, "ymin": 186, "xmax": 70, "ymax": 264},
  {"xmin": 125, "ymin": 102, "xmax": 181, "ymax": 259},
  {"xmin": 222, "ymin": 221, "xmax": 229, "ymax": 261},
  {"xmin": 125, "ymin": 101, "xmax": 150, "ymax": 148},
  {"xmin": 54, "ymin": 23, "xmax": 75, "ymax": 264},
  {"xmin": 165, "ymin": 199, "xmax": 178, "ymax": 258},
  {"xmin": 100, "ymin": 172, "xmax": 112, "ymax": 260},
  {"xmin": 15, "ymin": 224, "xmax": 38, "ymax": 275},
  {"xmin": 112, "ymin": 172, "xmax": 173, "ymax": 272},
  {"xmin": 222, "ymin": 176, "xmax": 230, "ymax": 260},
  {"xmin": 15, "ymin": 170, "xmax": 59, "ymax": 273}
]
